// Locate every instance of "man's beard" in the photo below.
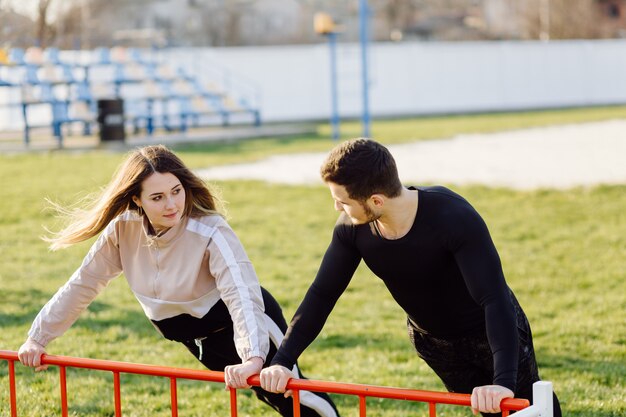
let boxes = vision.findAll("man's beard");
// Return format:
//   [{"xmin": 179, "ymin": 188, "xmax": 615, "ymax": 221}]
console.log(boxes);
[{"xmin": 350, "ymin": 200, "xmax": 381, "ymax": 225}]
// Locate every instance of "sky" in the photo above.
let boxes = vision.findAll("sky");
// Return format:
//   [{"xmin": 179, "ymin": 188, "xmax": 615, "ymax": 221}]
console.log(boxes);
[{"xmin": 6, "ymin": 0, "xmax": 38, "ymax": 18}]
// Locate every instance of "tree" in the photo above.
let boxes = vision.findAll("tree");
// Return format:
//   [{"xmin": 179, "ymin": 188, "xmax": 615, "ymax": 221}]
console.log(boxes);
[
  {"xmin": 516, "ymin": 0, "xmax": 605, "ymax": 40},
  {"xmin": 36, "ymin": 0, "xmax": 56, "ymax": 48}
]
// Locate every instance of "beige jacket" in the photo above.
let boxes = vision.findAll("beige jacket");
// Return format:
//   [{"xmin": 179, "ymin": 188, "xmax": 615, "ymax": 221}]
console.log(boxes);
[{"xmin": 28, "ymin": 211, "xmax": 269, "ymax": 362}]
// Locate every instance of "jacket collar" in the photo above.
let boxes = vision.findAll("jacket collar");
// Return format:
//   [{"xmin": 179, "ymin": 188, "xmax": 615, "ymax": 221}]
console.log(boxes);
[{"xmin": 142, "ymin": 215, "xmax": 188, "ymax": 247}]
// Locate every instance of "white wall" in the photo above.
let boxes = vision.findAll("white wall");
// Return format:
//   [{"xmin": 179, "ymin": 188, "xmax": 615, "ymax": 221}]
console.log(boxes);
[
  {"xmin": 166, "ymin": 39, "xmax": 626, "ymax": 122},
  {"xmin": 2, "ymin": 40, "xmax": 626, "ymax": 130}
]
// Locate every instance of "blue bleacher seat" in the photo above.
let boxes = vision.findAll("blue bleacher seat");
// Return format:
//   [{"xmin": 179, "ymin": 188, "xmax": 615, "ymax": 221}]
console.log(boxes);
[
  {"xmin": 1, "ymin": 47, "xmax": 262, "ymax": 146},
  {"xmin": 8, "ymin": 48, "xmax": 25, "ymax": 66},
  {"xmin": 44, "ymin": 48, "xmax": 61, "ymax": 64},
  {"xmin": 94, "ymin": 47, "xmax": 111, "ymax": 65}
]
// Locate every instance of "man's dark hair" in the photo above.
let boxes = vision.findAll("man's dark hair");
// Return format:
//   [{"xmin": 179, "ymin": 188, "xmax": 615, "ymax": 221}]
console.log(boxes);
[{"xmin": 320, "ymin": 138, "xmax": 403, "ymax": 201}]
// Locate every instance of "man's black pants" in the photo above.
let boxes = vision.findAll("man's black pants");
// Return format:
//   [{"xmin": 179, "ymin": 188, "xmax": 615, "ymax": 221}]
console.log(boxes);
[{"xmin": 408, "ymin": 296, "xmax": 561, "ymax": 417}]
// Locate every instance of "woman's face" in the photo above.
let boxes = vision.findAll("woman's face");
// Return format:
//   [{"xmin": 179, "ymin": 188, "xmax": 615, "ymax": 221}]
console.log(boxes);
[{"xmin": 133, "ymin": 172, "xmax": 186, "ymax": 233}]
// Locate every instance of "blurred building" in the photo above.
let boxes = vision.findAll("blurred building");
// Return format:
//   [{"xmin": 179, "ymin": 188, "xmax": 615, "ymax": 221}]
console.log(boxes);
[
  {"xmin": 393, "ymin": 0, "xmax": 626, "ymax": 41},
  {"xmin": 597, "ymin": 0, "xmax": 626, "ymax": 37},
  {"xmin": 2, "ymin": 0, "xmax": 626, "ymax": 49},
  {"xmin": 79, "ymin": 0, "xmax": 311, "ymax": 47}
]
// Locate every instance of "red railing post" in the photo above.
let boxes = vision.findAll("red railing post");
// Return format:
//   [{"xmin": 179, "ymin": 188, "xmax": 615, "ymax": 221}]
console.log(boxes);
[
  {"xmin": 429, "ymin": 401, "xmax": 436, "ymax": 416},
  {"xmin": 292, "ymin": 389, "xmax": 301, "ymax": 417},
  {"xmin": 59, "ymin": 365, "xmax": 68, "ymax": 417},
  {"xmin": 229, "ymin": 387, "xmax": 238, "ymax": 417},
  {"xmin": 113, "ymin": 371, "xmax": 122, "ymax": 417},
  {"xmin": 170, "ymin": 377, "xmax": 178, "ymax": 417},
  {"xmin": 359, "ymin": 395, "xmax": 366, "ymax": 417},
  {"xmin": 8, "ymin": 359, "xmax": 17, "ymax": 417}
]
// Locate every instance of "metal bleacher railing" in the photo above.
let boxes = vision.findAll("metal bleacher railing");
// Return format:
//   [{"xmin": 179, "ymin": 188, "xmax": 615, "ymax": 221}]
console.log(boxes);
[
  {"xmin": 0, "ymin": 350, "xmax": 554, "ymax": 417},
  {"xmin": 0, "ymin": 46, "xmax": 261, "ymax": 147}
]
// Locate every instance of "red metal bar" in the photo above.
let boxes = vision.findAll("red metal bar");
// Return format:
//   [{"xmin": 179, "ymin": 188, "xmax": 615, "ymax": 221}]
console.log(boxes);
[
  {"xmin": 170, "ymin": 377, "xmax": 178, "ymax": 417},
  {"xmin": 59, "ymin": 365, "xmax": 68, "ymax": 417},
  {"xmin": 359, "ymin": 395, "xmax": 366, "ymax": 417},
  {"xmin": 293, "ymin": 389, "xmax": 300, "ymax": 417},
  {"xmin": 113, "ymin": 371, "xmax": 121, "ymax": 417},
  {"xmin": 0, "ymin": 350, "xmax": 531, "ymax": 414},
  {"xmin": 5, "ymin": 351, "xmax": 224, "ymax": 383},
  {"xmin": 229, "ymin": 387, "xmax": 238, "ymax": 417},
  {"xmin": 248, "ymin": 375, "xmax": 529, "ymax": 410},
  {"xmin": 429, "ymin": 401, "xmax": 436, "ymax": 416},
  {"xmin": 8, "ymin": 359, "xmax": 17, "ymax": 417}
]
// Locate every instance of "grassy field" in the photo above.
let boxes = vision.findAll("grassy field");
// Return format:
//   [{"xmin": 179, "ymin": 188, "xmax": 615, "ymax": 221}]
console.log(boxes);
[{"xmin": 0, "ymin": 108, "xmax": 625, "ymax": 416}]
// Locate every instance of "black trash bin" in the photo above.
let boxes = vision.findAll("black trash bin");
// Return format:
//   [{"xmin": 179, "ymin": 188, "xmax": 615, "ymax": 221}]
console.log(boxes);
[{"xmin": 97, "ymin": 99, "xmax": 125, "ymax": 142}]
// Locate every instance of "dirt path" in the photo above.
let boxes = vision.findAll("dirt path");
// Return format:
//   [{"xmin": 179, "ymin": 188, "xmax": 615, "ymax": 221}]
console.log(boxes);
[{"xmin": 196, "ymin": 119, "xmax": 626, "ymax": 190}]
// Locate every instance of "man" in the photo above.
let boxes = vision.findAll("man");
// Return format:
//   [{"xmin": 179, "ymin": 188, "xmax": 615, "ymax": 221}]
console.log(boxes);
[{"xmin": 260, "ymin": 138, "xmax": 561, "ymax": 416}]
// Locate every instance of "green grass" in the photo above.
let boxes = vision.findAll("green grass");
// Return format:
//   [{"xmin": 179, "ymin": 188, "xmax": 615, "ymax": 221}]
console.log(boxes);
[{"xmin": 1, "ymin": 108, "xmax": 625, "ymax": 416}]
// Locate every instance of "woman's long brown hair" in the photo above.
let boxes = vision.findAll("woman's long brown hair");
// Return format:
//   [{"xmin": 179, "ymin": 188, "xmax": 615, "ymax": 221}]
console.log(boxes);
[{"xmin": 44, "ymin": 145, "xmax": 223, "ymax": 250}]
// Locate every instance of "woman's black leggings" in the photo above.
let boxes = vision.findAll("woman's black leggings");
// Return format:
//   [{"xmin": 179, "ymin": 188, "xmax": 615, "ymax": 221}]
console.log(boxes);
[{"xmin": 179, "ymin": 287, "xmax": 340, "ymax": 417}]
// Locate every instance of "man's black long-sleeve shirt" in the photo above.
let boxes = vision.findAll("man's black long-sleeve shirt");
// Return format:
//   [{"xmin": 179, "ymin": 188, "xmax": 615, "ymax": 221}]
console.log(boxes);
[{"xmin": 272, "ymin": 186, "xmax": 519, "ymax": 390}]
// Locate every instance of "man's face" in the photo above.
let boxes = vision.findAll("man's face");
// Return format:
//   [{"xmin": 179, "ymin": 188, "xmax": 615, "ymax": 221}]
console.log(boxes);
[{"xmin": 327, "ymin": 182, "xmax": 380, "ymax": 225}]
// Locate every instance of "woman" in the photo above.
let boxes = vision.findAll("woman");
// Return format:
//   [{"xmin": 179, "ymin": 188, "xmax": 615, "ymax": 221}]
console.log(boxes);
[{"xmin": 18, "ymin": 145, "xmax": 339, "ymax": 417}]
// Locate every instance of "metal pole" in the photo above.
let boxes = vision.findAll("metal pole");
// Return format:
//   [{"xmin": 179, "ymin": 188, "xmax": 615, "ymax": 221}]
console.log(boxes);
[
  {"xmin": 328, "ymin": 32, "xmax": 340, "ymax": 140},
  {"xmin": 358, "ymin": 0, "xmax": 371, "ymax": 138}
]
